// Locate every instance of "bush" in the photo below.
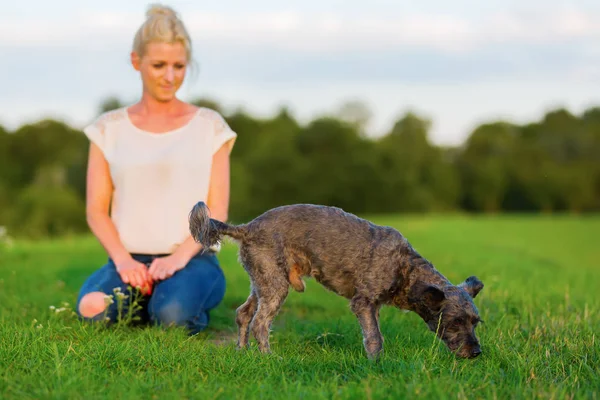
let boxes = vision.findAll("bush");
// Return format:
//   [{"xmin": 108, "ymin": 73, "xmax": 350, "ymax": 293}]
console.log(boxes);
[{"xmin": 8, "ymin": 185, "xmax": 88, "ymax": 238}]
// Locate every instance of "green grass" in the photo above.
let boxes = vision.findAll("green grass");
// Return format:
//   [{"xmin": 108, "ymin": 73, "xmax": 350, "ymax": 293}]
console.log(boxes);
[{"xmin": 1, "ymin": 214, "xmax": 599, "ymax": 399}]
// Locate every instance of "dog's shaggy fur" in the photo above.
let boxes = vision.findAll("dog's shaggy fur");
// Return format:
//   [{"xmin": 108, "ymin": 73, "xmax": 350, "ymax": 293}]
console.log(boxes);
[{"xmin": 189, "ymin": 202, "xmax": 484, "ymax": 359}]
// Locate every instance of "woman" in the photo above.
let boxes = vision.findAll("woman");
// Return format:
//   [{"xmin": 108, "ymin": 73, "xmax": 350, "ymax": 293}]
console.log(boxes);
[{"xmin": 76, "ymin": 4, "xmax": 236, "ymax": 335}]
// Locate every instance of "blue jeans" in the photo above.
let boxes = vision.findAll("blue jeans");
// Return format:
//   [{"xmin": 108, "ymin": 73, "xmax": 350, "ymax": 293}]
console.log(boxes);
[{"xmin": 76, "ymin": 252, "xmax": 226, "ymax": 335}]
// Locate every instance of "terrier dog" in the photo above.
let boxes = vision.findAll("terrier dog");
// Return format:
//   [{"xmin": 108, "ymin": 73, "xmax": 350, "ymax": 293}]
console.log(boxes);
[{"xmin": 189, "ymin": 202, "xmax": 484, "ymax": 359}]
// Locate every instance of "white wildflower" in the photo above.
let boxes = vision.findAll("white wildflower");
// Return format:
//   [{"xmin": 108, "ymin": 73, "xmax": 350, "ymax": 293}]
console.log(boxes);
[
  {"xmin": 49, "ymin": 305, "xmax": 56, "ymax": 310},
  {"xmin": 103, "ymin": 295, "xmax": 114, "ymax": 305}
]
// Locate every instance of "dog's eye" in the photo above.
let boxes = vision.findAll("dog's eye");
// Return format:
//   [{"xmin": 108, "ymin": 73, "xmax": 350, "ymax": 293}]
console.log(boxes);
[{"xmin": 452, "ymin": 318, "xmax": 464, "ymax": 327}]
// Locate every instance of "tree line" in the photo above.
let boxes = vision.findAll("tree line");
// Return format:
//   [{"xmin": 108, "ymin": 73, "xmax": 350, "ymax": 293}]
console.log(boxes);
[{"xmin": 1, "ymin": 97, "xmax": 599, "ymax": 238}]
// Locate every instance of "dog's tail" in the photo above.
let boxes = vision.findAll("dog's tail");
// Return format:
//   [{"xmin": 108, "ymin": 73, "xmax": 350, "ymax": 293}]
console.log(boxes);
[{"xmin": 188, "ymin": 201, "xmax": 246, "ymax": 251}]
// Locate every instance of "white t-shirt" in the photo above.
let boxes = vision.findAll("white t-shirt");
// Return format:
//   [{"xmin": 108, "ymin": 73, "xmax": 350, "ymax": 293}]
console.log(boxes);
[{"xmin": 83, "ymin": 106, "xmax": 237, "ymax": 255}]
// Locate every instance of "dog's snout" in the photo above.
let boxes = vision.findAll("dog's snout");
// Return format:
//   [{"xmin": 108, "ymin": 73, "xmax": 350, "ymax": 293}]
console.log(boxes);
[{"xmin": 470, "ymin": 346, "xmax": 482, "ymax": 358}]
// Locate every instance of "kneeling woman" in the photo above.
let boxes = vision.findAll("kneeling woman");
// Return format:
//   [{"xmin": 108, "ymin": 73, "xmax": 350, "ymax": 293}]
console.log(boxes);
[{"xmin": 76, "ymin": 4, "xmax": 236, "ymax": 334}]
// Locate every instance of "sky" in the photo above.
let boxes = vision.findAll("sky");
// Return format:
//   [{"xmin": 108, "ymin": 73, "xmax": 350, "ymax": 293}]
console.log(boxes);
[{"xmin": 1, "ymin": 0, "xmax": 599, "ymax": 145}]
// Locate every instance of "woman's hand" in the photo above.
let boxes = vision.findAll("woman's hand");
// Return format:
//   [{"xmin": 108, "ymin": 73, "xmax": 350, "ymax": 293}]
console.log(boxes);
[
  {"xmin": 148, "ymin": 254, "xmax": 188, "ymax": 281},
  {"xmin": 115, "ymin": 257, "xmax": 154, "ymax": 295}
]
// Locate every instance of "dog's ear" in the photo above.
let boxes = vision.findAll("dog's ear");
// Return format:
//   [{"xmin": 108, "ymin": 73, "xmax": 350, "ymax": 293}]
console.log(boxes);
[
  {"xmin": 410, "ymin": 282, "xmax": 446, "ymax": 312},
  {"xmin": 423, "ymin": 285, "xmax": 446, "ymax": 310},
  {"xmin": 459, "ymin": 276, "xmax": 484, "ymax": 298}
]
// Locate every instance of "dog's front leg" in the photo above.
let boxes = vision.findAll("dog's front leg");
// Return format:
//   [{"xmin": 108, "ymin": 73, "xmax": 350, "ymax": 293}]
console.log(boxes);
[{"xmin": 350, "ymin": 296, "xmax": 383, "ymax": 360}]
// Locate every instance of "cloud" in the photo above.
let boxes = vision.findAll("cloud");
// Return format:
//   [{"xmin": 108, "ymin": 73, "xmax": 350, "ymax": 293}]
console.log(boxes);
[
  {"xmin": 2, "ymin": 6, "xmax": 599, "ymax": 54},
  {"xmin": 2, "ymin": 3, "xmax": 598, "ymax": 145},
  {"xmin": 482, "ymin": 8, "xmax": 600, "ymax": 43}
]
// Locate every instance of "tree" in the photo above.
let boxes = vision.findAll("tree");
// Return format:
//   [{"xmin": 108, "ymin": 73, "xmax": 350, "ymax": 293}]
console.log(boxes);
[
  {"xmin": 243, "ymin": 114, "xmax": 305, "ymax": 216},
  {"xmin": 190, "ymin": 97, "xmax": 223, "ymax": 114},
  {"xmin": 581, "ymin": 107, "xmax": 600, "ymax": 210},
  {"xmin": 227, "ymin": 107, "xmax": 305, "ymax": 221},
  {"xmin": 296, "ymin": 117, "xmax": 381, "ymax": 212},
  {"xmin": 2, "ymin": 120, "xmax": 88, "ymax": 237},
  {"xmin": 98, "ymin": 96, "xmax": 125, "ymax": 114},
  {"xmin": 226, "ymin": 109, "xmax": 265, "ymax": 160},
  {"xmin": 0, "ymin": 125, "xmax": 11, "ymax": 225},
  {"xmin": 506, "ymin": 122, "xmax": 557, "ymax": 212},
  {"xmin": 1, "ymin": 99, "xmax": 600, "ymax": 238},
  {"xmin": 457, "ymin": 122, "xmax": 516, "ymax": 212},
  {"xmin": 376, "ymin": 112, "xmax": 458, "ymax": 212},
  {"xmin": 0, "ymin": 125, "xmax": 10, "ymax": 184},
  {"xmin": 8, "ymin": 184, "xmax": 87, "ymax": 238},
  {"xmin": 336, "ymin": 100, "xmax": 373, "ymax": 137},
  {"xmin": 6, "ymin": 119, "xmax": 88, "ymax": 212}
]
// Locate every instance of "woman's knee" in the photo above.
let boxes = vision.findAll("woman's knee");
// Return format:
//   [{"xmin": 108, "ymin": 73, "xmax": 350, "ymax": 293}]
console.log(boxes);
[
  {"xmin": 188, "ymin": 255, "xmax": 227, "ymax": 306},
  {"xmin": 150, "ymin": 299, "xmax": 187, "ymax": 326},
  {"xmin": 76, "ymin": 261, "xmax": 125, "ymax": 319},
  {"xmin": 78, "ymin": 291, "xmax": 109, "ymax": 318},
  {"xmin": 150, "ymin": 300, "xmax": 209, "ymax": 334}
]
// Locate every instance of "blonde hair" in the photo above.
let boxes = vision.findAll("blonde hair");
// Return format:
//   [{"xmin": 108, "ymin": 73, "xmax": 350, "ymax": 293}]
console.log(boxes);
[{"xmin": 132, "ymin": 4, "xmax": 192, "ymax": 61}]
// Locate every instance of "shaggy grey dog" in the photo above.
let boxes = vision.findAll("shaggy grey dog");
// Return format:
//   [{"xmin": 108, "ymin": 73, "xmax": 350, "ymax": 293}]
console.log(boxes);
[{"xmin": 189, "ymin": 202, "xmax": 484, "ymax": 359}]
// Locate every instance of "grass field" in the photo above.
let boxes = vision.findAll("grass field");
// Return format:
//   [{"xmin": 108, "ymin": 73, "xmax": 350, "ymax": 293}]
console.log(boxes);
[{"xmin": 1, "ymin": 214, "xmax": 598, "ymax": 399}]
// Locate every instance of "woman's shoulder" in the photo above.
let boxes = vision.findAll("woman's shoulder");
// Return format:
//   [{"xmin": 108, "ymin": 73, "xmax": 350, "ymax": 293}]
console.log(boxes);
[
  {"xmin": 192, "ymin": 106, "xmax": 237, "ymax": 154},
  {"xmin": 195, "ymin": 106, "xmax": 228, "ymax": 125},
  {"xmin": 81, "ymin": 107, "xmax": 128, "ymax": 155},
  {"xmin": 86, "ymin": 107, "xmax": 128, "ymax": 133},
  {"xmin": 194, "ymin": 106, "xmax": 236, "ymax": 138}
]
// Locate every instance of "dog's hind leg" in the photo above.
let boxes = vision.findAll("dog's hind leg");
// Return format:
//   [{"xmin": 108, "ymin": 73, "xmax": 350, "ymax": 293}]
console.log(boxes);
[
  {"xmin": 251, "ymin": 279, "xmax": 289, "ymax": 354},
  {"xmin": 350, "ymin": 296, "xmax": 384, "ymax": 360},
  {"xmin": 236, "ymin": 289, "xmax": 258, "ymax": 349}
]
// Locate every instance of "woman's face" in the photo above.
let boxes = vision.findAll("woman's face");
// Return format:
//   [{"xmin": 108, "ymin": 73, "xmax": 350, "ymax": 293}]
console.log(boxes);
[{"xmin": 131, "ymin": 41, "xmax": 188, "ymax": 102}]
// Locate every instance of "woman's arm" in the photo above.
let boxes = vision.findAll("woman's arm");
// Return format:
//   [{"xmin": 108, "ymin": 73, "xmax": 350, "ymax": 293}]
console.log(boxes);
[
  {"xmin": 86, "ymin": 142, "xmax": 152, "ymax": 292},
  {"xmin": 85, "ymin": 142, "xmax": 129, "ymax": 264},
  {"xmin": 148, "ymin": 142, "xmax": 232, "ymax": 280},
  {"xmin": 206, "ymin": 140, "xmax": 232, "ymax": 222},
  {"xmin": 172, "ymin": 143, "xmax": 231, "ymax": 260}
]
